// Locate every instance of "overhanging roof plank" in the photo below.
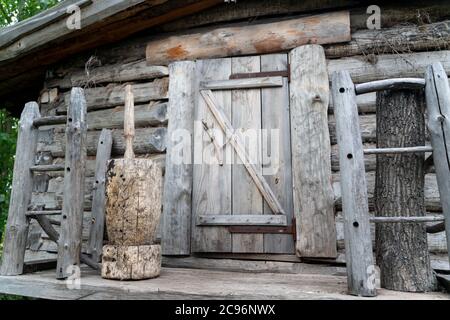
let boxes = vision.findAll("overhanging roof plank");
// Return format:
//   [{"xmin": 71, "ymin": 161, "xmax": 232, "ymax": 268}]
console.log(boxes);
[
  {"xmin": 0, "ymin": 0, "xmax": 154, "ymax": 62},
  {"xmin": 0, "ymin": 0, "xmax": 92, "ymax": 49}
]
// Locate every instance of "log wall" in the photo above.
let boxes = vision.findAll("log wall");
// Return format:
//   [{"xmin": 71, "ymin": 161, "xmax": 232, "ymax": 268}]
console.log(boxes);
[{"xmin": 27, "ymin": 2, "xmax": 450, "ymax": 260}]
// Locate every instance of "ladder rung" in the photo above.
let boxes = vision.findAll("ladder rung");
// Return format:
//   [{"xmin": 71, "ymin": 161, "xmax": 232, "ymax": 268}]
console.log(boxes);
[
  {"xmin": 33, "ymin": 115, "xmax": 67, "ymax": 127},
  {"xmin": 30, "ymin": 164, "xmax": 65, "ymax": 172},
  {"xmin": 370, "ymin": 216, "xmax": 444, "ymax": 223},
  {"xmin": 364, "ymin": 146, "xmax": 433, "ymax": 155},
  {"xmin": 26, "ymin": 210, "xmax": 62, "ymax": 217}
]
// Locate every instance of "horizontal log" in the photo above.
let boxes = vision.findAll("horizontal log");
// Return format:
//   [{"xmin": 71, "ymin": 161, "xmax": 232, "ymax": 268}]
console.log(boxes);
[
  {"xmin": 364, "ymin": 146, "xmax": 433, "ymax": 155},
  {"xmin": 56, "ymin": 78, "xmax": 168, "ymax": 113},
  {"xmin": 325, "ymin": 19, "xmax": 450, "ymax": 58},
  {"xmin": 87, "ymin": 102, "xmax": 167, "ymax": 130},
  {"xmin": 47, "ymin": 60, "xmax": 168, "ymax": 89},
  {"xmin": 355, "ymin": 78, "xmax": 425, "ymax": 95},
  {"xmin": 146, "ymin": 11, "xmax": 350, "ymax": 65},
  {"xmin": 30, "ymin": 164, "xmax": 65, "ymax": 172},
  {"xmin": 37, "ymin": 127, "xmax": 167, "ymax": 157},
  {"xmin": 327, "ymin": 50, "xmax": 450, "ymax": 84},
  {"xmin": 196, "ymin": 215, "xmax": 288, "ymax": 226},
  {"xmin": 335, "ymin": 211, "xmax": 449, "ymax": 253},
  {"xmin": 26, "ymin": 211, "xmax": 62, "ymax": 216},
  {"xmin": 328, "ymin": 114, "xmax": 376, "ymax": 143},
  {"xmin": 330, "ymin": 92, "xmax": 377, "ymax": 114},
  {"xmin": 370, "ymin": 216, "xmax": 444, "ymax": 223},
  {"xmin": 332, "ymin": 172, "xmax": 442, "ymax": 212},
  {"xmin": 33, "ymin": 116, "xmax": 67, "ymax": 127},
  {"xmin": 200, "ymin": 77, "xmax": 283, "ymax": 90}
]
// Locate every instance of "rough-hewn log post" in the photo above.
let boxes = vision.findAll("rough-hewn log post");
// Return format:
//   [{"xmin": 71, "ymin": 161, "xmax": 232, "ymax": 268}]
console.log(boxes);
[
  {"xmin": 375, "ymin": 89, "xmax": 436, "ymax": 292},
  {"xmin": 331, "ymin": 71, "xmax": 376, "ymax": 297},
  {"xmin": 424, "ymin": 62, "xmax": 450, "ymax": 266},
  {"xmin": 56, "ymin": 88, "xmax": 87, "ymax": 279},
  {"xmin": 290, "ymin": 45, "xmax": 336, "ymax": 258},
  {"xmin": 86, "ymin": 129, "xmax": 113, "ymax": 262},
  {"xmin": 162, "ymin": 61, "xmax": 197, "ymax": 255},
  {"xmin": 0, "ymin": 102, "xmax": 40, "ymax": 276}
]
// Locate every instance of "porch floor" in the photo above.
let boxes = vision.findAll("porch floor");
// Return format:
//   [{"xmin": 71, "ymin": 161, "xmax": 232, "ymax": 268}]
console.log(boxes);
[{"xmin": 0, "ymin": 265, "xmax": 448, "ymax": 300}]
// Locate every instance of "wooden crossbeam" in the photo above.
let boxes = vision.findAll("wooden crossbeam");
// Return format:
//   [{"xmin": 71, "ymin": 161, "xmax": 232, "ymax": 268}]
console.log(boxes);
[
  {"xmin": 197, "ymin": 215, "xmax": 287, "ymax": 226},
  {"xmin": 200, "ymin": 76, "xmax": 283, "ymax": 90},
  {"xmin": 200, "ymin": 89, "xmax": 285, "ymax": 215}
]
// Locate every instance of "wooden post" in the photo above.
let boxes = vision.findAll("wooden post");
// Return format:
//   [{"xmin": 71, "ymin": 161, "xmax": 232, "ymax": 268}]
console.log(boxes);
[
  {"xmin": 86, "ymin": 129, "xmax": 112, "ymax": 262},
  {"xmin": 56, "ymin": 88, "xmax": 87, "ymax": 279},
  {"xmin": 0, "ymin": 102, "xmax": 40, "ymax": 276},
  {"xmin": 375, "ymin": 89, "xmax": 436, "ymax": 292},
  {"xmin": 331, "ymin": 71, "xmax": 376, "ymax": 297},
  {"xmin": 289, "ymin": 45, "xmax": 337, "ymax": 258},
  {"xmin": 425, "ymin": 62, "xmax": 450, "ymax": 265},
  {"xmin": 162, "ymin": 61, "xmax": 197, "ymax": 255}
]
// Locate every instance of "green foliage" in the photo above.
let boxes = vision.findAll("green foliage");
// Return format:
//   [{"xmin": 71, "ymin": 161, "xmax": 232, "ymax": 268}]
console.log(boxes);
[
  {"xmin": 0, "ymin": 0, "xmax": 62, "ymax": 27},
  {"xmin": 0, "ymin": 109, "xmax": 17, "ymax": 250}
]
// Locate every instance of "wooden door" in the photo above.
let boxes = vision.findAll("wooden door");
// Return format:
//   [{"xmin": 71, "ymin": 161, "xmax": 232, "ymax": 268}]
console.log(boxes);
[{"xmin": 191, "ymin": 54, "xmax": 295, "ymax": 254}]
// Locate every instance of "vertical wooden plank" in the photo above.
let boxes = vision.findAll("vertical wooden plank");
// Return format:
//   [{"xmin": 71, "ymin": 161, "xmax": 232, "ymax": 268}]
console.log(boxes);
[
  {"xmin": 192, "ymin": 58, "xmax": 232, "ymax": 253},
  {"xmin": 261, "ymin": 54, "xmax": 294, "ymax": 254},
  {"xmin": 231, "ymin": 56, "xmax": 263, "ymax": 253},
  {"xmin": 289, "ymin": 45, "xmax": 337, "ymax": 258},
  {"xmin": 424, "ymin": 62, "xmax": 450, "ymax": 265},
  {"xmin": 0, "ymin": 102, "xmax": 40, "ymax": 276},
  {"xmin": 56, "ymin": 88, "xmax": 87, "ymax": 279},
  {"xmin": 162, "ymin": 61, "xmax": 197, "ymax": 255},
  {"xmin": 331, "ymin": 70, "xmax": 376, "ymax": 297},
  {"xmin": 86, "ymin": 129, "xmax": 112, "ymax": 262}
]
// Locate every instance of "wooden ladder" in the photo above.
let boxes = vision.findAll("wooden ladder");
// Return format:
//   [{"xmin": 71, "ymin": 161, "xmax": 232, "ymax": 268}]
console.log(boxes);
[
  {"xmin": 0, "ymin": 88, "xmax": 112, "ymax": 279},
  {"xmin": 331, "ymin": 62, "xmax": 450, "ymax": 297}
]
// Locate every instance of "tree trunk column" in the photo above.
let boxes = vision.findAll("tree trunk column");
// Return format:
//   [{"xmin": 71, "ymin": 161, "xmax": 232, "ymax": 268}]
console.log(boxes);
[{"xmin": 375, "ymin": 89, "xmax": 436, "ymax": 292}]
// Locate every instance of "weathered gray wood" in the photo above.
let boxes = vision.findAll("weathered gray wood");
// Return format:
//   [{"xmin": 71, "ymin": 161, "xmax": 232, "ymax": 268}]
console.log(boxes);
[
  {"xmin": 0, "ymin": 102, "xmax": 40, "ymax": 276},
  {"xmin": 30, "ymin": 164, "xmax": 65, "ymax": 172},
  {"xmin": 33, "ymin": 115, "xmax": 67, "ymax": 127},
  {"xmin": 197, "ymin": 215, "xmax": 287, "ymax": 226},
  {"xmin": 56, "ymin": 88, "xmax": 88, "ymax": 279},
  {"xmin": 201, "ymin": 89, "xmax": 285, "ymax": 216},
  {"xmin": 146, "ymin": 11, "xmax": 351, "ymax": 65},
  {"xmin": 48, "ymin": 60, "xmax": 168, "ymax": 89},
  {"xmin": 355, "ymin": 78, "xmax": 425, "ymax": 95},
  {"xmin": 37, "ymin": 126, "xmax": 167, "ymax": 157},
  {"xmin": 162, "ymin": 61, "xmax": 196, "ymax": 255},
  {"xmin": 86, "ymin": 102, "xmax": 167, "ymax": 130},
  {"xmin": 86, "ymin": 129, "xmax": 112, "ymax": 262},
  {"xmin": 425, "ymin": 62, "xmax": 450, "ymax": 265},
  {"xmin": 370, "ymin": 216, "xmax": 444, "ymax": 223},
  {"xmin": 364, "ymin": 146, "xmax": 433, "ymax": 154},
  {"xmin": 261, "ymin": 53, "xmax": 294, "ymax": 254},
  {"xmin": 26, "ymin": 211, "xmax": 62, "ymax": 217},
  {"xmin": 200, "ymin": 76, "xmax": 283, "ymax": 90},
  {"xmin": 327, "ymin": 50, "xmax": 450, "ymax": 84},
  {"xmin": 192, "ymin": 58, "xmax": 232, "ymax": 253},
  {"xmin": 331, "ymin": 70, "xmax": 376, "ymax": 297},
  {"xmin": 57, "ymin": 79, "xmax": 169, "ymax": 113},
  {"xmin": 290, "ymin": 45, "xmax": 336, "ymax": 258}
]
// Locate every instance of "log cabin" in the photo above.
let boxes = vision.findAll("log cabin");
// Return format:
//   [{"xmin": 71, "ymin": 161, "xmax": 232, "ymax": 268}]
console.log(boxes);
[{"xmin": 0, "ymin": 0, "xmax": 450, "ymax": 299}]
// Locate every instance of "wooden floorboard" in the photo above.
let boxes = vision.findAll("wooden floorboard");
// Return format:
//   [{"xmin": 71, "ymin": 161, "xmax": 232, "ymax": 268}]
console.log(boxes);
[{"xmin": 0, "ymin": 266, "xmax": 448, "ymax": 300}]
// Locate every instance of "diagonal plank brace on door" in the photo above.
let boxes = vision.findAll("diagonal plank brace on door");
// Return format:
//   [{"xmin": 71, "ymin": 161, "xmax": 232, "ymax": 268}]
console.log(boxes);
[{"xmin": 200, "ymin": 89, "xmax": 286, "ymax": 215}]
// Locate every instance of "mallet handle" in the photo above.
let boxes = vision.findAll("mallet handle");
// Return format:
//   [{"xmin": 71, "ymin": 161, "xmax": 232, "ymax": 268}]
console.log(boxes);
[{"xmin": 124, "ymin": 85, "xmax": 135, "ymax": 160}]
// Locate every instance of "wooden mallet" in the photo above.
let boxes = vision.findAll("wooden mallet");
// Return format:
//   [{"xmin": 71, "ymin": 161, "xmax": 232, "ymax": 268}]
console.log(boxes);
[{"xmin": 101, "ymin": 85, "xmax": 163, "ymax": 280}]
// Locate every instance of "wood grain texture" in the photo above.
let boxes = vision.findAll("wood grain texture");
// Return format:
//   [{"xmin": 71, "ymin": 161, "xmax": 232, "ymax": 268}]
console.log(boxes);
[
  {"xmin": 290, "ymin": 45, "xmax": 336, "ymax": 258},
  {"xmin": 162, "ymin": 61, "xmax": 197, "ymax": 255},
  {"xmin": 102, "ymin": 244, "xmax": 161, "ymax": 280},
  {"xmin": 86, "ymin": 129, "xmax": 112, "ymax": 262},
  {"xmin": 231, "ymin": 56, "xmax": 263, "ymax": 253},
  {"xmin": 0, "ymin": 102, "xmax": 40, "ymax": 276},
  {"xmin": 56, "ymin": 88, "xmax": 87, "ymax": 279},
  {"xmin": 261, "ymin": 54, "xmax": 294, "ymax": 254},
  {"xmin": 331, "ymin": 71, "xmax": 376, "ymax": 297},
  {"xmin": 146, "ymin": 11, "xmax": 351, "ymax": 65},
  {"xmin": 192, "ymin": 58, "xmax": 232, "ymax": 253},
  {"xmin": 197, "ymin": 215, "xmax": 287, "ymax": 226},
  {"xmin": 200, "ymin": 76, "xmax": 283, "ymax": 90},
  {"xmin": 425, "ymin": 62, "xmax": 450, "ymax": 264}
]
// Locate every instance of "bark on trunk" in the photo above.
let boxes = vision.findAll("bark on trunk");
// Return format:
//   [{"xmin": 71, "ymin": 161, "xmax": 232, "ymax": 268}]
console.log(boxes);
[{"xmin": 375, "ymin": 89, "xmax": 436, "ymax": 292}]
